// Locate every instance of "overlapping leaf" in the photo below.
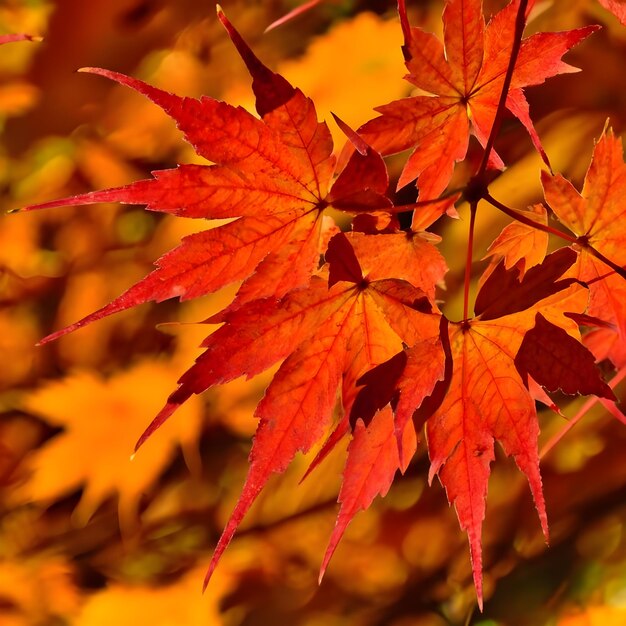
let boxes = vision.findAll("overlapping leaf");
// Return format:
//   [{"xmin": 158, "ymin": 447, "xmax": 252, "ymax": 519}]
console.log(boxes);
[
  {"xmin": 134, "ymin": 233, "xmax": 442, "ymax": 586},
  {"xmin": 426, "ymin": 251, "xmax": 613, "ymax": 608},
  {"xmin": 483, "ymin": 204, "xmax": 548, "ymax": 280},
  {"xmin": 542, "ymin": 127, "xmax": 626, "ymax": 365},
  {"xmin": 358, "ymin": 0, "xmax": 597, "ymax": 207},
  {"xmin": 12, "ymin": 0, "xmax": 623, "ymax": 612},
  {"xmin": 22, "ymin": 10, "xmax": 423, "ymax": 342}
]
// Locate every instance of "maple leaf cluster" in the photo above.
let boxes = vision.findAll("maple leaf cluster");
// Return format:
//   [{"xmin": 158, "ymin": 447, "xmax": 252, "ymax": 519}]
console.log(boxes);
[{"xmin": 17, "ymin": 0, "xmax": 626, "ymax": 610}]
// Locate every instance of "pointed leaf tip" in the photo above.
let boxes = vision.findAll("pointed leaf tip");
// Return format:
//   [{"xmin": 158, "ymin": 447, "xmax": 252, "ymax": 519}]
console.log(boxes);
[
  {"xmin": 216, "ymin": 5, "xmax": 295, "ymax": 117},
  {"xmin": 264, "ymin": 0, "xmax": 322, "ymax": 33},
  {"xmin": 134, "ymin": 398, "xmax": 183, "ymax": 452},
  {"xmin": 332, "ymin": 113, "xmax": 368, "ymax": 156}
]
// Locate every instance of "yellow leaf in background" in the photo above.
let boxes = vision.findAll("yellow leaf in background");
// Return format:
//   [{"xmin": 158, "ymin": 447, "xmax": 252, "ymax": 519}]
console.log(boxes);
[
  {"xmin": 558, "ymin": 605, "xmax": 626, "ymax": 625},
  {"xmin": 278, "ymin": 12, "xmax": 406, "ymax": 127},
  {"xmin": 226, "ymin": 12, "xmax": 407, "ymax": 148},
  {"xmin": 75, "ymin": 563, "xmax": 239, "ymax": 626},
  {"xmin": 53, "ymin": 265, "xmax": 153, "ymax": 368},
  {"xmin": 19, "ymin": 361, "xmax": 203, "ymax": 533},
  {"xmin": 0, "ymin": 81, "xmax": 39, "ymax": 117},
  {"xmin": 0, "ymin": 557, "xmax": 79, "ymax": 626},
  {"xmin": 0, "ymin": 306, "xmax": 39, "ymax": 388}
]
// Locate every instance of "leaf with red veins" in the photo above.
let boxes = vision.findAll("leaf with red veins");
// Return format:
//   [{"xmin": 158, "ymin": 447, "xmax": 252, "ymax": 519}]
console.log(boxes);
[
  {"xmin": 397, "ymin": 104, "xmax": 470, "ymax": 195},
  {"xmin": 478, "ymin": 0, "xmax": 535, "ymax": 78},
  {"xmin": 510, "ymin": 26, "xmax": 600, "ymax": 89},
  {"xmin": 393, "ymin": 336, "xmax": 447, "ymax": 458},
  {"xmin": 218, "ymin": 8, "xmax": 335, "ymax": 197},
  {"xmin": 359, "ymin": 0, "xmax": 597, "ymax": 197},
  {"xmin": 442, "ymin": 0, "xmax": 485, "ymax": 94},
  {"xmin": 505, "ymin": 89, "xmax": 549, "ymax": 167},
  {"xmin": 399, "ymin": 0, "xmax": 457, "ymax": 96},
  {"xmin": 23, "ymin": 11, "xmax": 381, "ymax": 341},
  {"xmin": 365, "ymin": 279, "xmax": 440, "ymax": 346},
  {"xmin": 301, "ymin": 285, "xmax": 408, "ymax": 483},
  {"xmin": 201, "ymin": 254, "xmax": 438, "ymax": 588},
  {"xmin": 349, "ymin": 318, "xmax": 450, "ymax": 464},
  {"xmin": 320, "ymin": 407, "xmax": 416, "ymax": 580},
  {"xmin": 599, "ymin": 0, "xmax": 626, "ymax": 25},
  {"xmin": 428, "ymin": 281, "xmax": 589, "ymax": 608},
  {"xmin": 515, "ymin": 313, "xmax": 615, "ymax": 399},
  {"xmin": 542, "ymin": 126, "xmax": 626, "ymax": 361},
  {"xmin": 483, "ymin": 204, "xmax": 548, "ymax": 280},
  {"xmin": 137, "ymin": 234, "xmax": 438, "ymax": 447},
  {"xmin": 217, "ymin": 7, "xmax": 334, "ymax": 196},
  {"xmin": 202, "ymin": 296, "xmax": 365, "ymax": 589},
  {"xmin": 361, "ymin": 96, "xmax": 460, "ymax": 158},
  {"xmin": 224, "ymin": 211, "xmax": 327, "ymax": 313},
  {"xmin": 348, "ymin": 231, "xmax": 447, "ymax": 299},
  {"xmin": 25, "ymin": 164, "xmax": 317, "ymax": 219},
  {"xmin": 76, "ymin": 68, "xmax": 327, "ymax": 189},
  {"xmin": 135, "ymin": 276, "xmax": 354, "ymax": 449}
]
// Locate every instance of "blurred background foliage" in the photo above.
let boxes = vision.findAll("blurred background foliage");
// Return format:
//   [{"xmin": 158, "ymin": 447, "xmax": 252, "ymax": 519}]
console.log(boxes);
[{"xmin": 1, "ymin": 0, "xmax": 626, "ymax": 624}]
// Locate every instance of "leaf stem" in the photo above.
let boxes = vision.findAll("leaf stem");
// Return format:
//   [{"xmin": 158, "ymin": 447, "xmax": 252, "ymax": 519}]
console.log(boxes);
[
  {"xmin": 483, "ymin": 193, "xmax": 578, "ymax": 244},
  {"xmin": 585, "ymin": 245, "xmax": 626, "ymax": 281},
  {"xmin": 393, "ymin": 187, "xmax": 463, "ymax": 213},
  {"xmin": 477, "ymin": 0, "xmax": 529, "ymax": 178},
  {"xmin": 463, "ymin": 202, "xmax": 478, "ymax": 323},
  {"xmin": 486, "ymin": 194, "xmax": 626, "ymax": 281}
]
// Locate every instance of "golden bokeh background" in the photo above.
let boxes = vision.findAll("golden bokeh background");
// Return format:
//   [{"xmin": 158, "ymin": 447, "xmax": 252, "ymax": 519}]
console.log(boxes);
[{"xmin": 1, "ymin": 1, "xmax": 626, "ymax": 624}]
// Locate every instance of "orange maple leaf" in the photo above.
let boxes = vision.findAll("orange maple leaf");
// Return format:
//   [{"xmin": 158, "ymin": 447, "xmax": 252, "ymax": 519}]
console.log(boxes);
[
  {"xmin": 482, "ymin": 204, "xmax": 548, "ymax": 280},
  {"xmin": 357, "ymin": 0, "xmax": 598, "ymax": 206},
  {"xmin": 428, "ymin": 250, "xmax": 613, "ymax": 608},
  {"xmin": 542, "ymin": 126, "xmax": 626, "ymax": 366},
  {"xmin": 19, "ymin": 361, "xmax": 203, "ymax": 532},
  {"xmin": 130, "ymin": 233, "xmax": 442, "ymax": 587}
]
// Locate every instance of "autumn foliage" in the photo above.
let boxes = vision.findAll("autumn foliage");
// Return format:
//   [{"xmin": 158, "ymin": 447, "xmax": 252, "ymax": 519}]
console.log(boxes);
[{"xmin": 4, "ymin": 0, "xmax": 626, "ymax": 624}]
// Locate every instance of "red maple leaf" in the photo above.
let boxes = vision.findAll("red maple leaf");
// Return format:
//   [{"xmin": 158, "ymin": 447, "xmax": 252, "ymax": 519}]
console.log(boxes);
[
  {"xmin": 15, "ymin": 0, "xmax": 622, "ymax": 611},
  {"xmin": 24, "ymin": 9, "xmax": 437, "ymax": 342},
  {"xmin": 357, "ymin": 0, "xmax": 598, "ymax": 207},
  {"xmin": 144, "ymin": 232, "xmax": 442, "ymax": 588},
  {"xmin": 427, "ymin": 251, "xmax": 613, "ymax": 608}
]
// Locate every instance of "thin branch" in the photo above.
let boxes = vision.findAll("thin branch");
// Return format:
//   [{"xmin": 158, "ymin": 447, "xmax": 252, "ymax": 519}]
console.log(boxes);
[
  {"xmin": 477, "ymin": 0, "xmax": 529, "ymax": 177},
  {"xmin": 585, "ymin": 244, "xmax": 626, "ymax": 281},
  {"xmin": 540, "ymin": 365, "xmax": 626, "ymax": 459},
  {"xmin": 463, "ymin": 202, "xmax": 478, "ymax": 322},
  {"xmin": 392, "ymin": 187, "xmax": 463, "ymax": 213},
  {"xmin": 484, "ymin": 193, "xmax": 578, "ymax": 244}
]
